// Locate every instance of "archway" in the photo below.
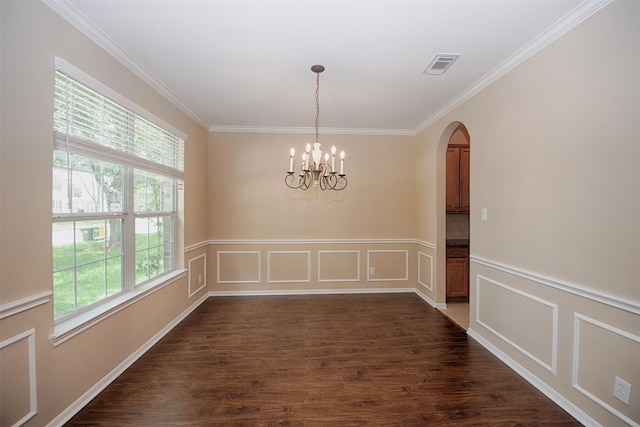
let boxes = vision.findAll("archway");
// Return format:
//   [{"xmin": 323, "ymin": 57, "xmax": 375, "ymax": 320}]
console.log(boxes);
[{"xmin": 435, "ymin": 122, "xmax": 470, "ymax": 329}]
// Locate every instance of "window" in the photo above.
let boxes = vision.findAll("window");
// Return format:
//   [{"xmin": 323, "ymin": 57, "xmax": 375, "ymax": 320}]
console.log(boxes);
[{"xmin": 52, "ymin": 58, "xmax": 185, "ymax": 321}]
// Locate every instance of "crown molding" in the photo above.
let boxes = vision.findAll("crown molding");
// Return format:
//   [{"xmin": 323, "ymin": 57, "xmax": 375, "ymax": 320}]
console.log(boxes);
[
  {"xmin": 44, "ymin": 0, "xmax": 611, "ymax": 137},
  {"xmin": 43, "ymin": 0, "xmax": 210, "ymax": 130},
  {"xmin": 209, "ymin": 125, "xmax": 416, "ymax": 136},
  {"xmin": 415, "ymin": 0, "xmax": 613, "ymax": 134}
]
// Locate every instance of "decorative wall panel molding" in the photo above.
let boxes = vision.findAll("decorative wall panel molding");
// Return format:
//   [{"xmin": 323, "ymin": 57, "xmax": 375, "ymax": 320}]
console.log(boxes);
[
  {"xmin": 417, "ymin": 251, "xmax": 434, "ymax": 292},
  {"xmin": 0, "ymin": 329, "xmax": 37, "ymax": 426},
  {"xmin": 212, "ymin": 241, "xmax": 415, "ymax": 291},
  {"xmin": 318, "ymin": 250, "xmax": 360, "ymax": 282},
  {"xmin": 188, "ymin": 253, "xmax": 207, "ymax": 297},
  {"xmin": 476, "ymin": 275, "xmax": 558, "ymax": 374},
  {"xmin": 267, "ymin": 251, "xmax": 311, "ymax": 283},
  {"xmin": 572, "ymin": 313, "xmax": 640, "ymax": 426},
  {"xmin": 367, "ymin": 250, "xmax": 409, "ymax": 282},
  {"xmin": 217, "ymin": 251, "xmax": 261, "ymax": 284}
]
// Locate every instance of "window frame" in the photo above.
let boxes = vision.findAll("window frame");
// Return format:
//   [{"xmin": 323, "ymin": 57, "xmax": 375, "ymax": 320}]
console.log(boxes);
[{"xmin": 51, "ymin": 58, "xmax": 186, "ymax": 337}]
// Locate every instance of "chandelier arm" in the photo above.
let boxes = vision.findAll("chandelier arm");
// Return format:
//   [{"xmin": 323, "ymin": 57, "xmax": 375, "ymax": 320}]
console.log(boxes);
[
  {"xmin": 325, "ymin": 173, "xmax": 336, "ymax": 189},
  {"xmin": 334, "ymin": 175, "xmax": 347, "ymax": 191},
  {"xmin": 285, "ymin": 172, "xmax": 302, "ymax": 189},
  {"xmin": 301, "ymin": 171, "xmax": 312, "ymax": 190},
  {"xmin": 319, "ymin": 175, "xmax": 326, "ymax": 191}
]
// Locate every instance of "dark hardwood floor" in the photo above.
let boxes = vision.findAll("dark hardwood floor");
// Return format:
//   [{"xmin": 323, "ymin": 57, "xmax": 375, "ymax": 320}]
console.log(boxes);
[{"xmin": 65, "ymin": 294, "xmax": 581, "ymax": 426}]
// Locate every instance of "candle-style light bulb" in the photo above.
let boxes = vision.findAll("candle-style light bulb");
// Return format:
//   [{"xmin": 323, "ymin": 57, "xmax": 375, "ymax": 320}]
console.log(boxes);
[
  {"xmin": 305, "ymin": 143, "xmax": 312, "ymax": 168},
  {"xmin": 340, "ymin": 151, "xmax": 345, "ymax": 175},
  {"xmin": 289, "ymin": 148, "xmax": 295, "ymax": 172},
  {"xmin": 302, "ymin": 153, "xmax": 307, "ymax": 171}
]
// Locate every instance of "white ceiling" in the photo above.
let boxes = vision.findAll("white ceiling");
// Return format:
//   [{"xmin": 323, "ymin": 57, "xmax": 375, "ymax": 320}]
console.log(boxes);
[{"xmin": 47, "ymin": 0, "xmax": 603, "ymax": 134}]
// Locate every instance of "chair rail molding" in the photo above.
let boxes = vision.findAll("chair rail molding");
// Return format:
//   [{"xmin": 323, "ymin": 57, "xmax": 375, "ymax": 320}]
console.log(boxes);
[
  {"xmin": 471, "ymin": 256, "xmax": 640, "ymax": 315},
  {"xmin": 0, "ymin": 291, "xmax": 52, "ymax": 319}
]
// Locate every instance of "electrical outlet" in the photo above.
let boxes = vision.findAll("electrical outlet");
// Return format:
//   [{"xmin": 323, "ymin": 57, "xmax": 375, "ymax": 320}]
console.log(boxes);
[
  {"xmin": 481, "ymin": 208, "xmax": 488, "ymax": 221},
  {"xmin": 614, "ymin": 376, "xmax": 631, "ymax": 405},
  {"xmin": 198, "ymin": 274, "xmax": 203, "ymax": 285},
  {"xmin": 369, "ymin": 267, "xmax": 375, "ymax": 276}
]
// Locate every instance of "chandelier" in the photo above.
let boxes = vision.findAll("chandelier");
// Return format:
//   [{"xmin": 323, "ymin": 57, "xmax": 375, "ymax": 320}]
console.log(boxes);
[{"xmin": 285, "ymin": 65, "xmax": 347, "ymax": 191}]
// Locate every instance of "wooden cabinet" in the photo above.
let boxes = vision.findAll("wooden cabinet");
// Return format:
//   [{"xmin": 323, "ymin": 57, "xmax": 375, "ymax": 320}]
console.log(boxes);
[
  {"xmin": 459, "ymin": 147, "xmax": 470, "ymax": 212},
  {"xmin": 446, "ymin": 246, "xmax": 469, "ymax": 301},
  {"xmin": 446, "ymin": 147, "xmax": 470, "ymax": 213}
]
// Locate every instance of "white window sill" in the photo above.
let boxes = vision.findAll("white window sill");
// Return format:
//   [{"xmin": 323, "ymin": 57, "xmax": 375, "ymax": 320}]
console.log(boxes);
[{"xmin": 50, "ymin": 269, "xmax": 187, "ymax": 347}]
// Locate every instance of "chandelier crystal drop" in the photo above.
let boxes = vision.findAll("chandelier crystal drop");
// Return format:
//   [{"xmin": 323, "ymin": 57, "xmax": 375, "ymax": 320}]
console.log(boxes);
[{"xmin": 285, "ymin": 65, "xmax": 347, "ymax": 191}]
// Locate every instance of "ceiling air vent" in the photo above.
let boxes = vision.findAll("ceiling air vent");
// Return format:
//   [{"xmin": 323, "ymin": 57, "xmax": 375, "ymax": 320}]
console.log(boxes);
[{"xmin": 423, "ymin": 54, "xmax": 460, "ymax": 75}]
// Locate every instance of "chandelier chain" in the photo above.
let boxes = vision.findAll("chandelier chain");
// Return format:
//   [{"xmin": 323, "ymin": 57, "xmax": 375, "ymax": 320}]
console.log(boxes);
[{"xmin": 315, "ymin": 71, "xmax": 320, "ymax": 143}]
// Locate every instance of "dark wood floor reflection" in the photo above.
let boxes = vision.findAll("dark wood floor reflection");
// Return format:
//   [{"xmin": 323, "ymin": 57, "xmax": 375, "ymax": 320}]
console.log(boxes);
[{"xmin": 65, "ymin": 294, "xmax": 580, "ymax": 426}]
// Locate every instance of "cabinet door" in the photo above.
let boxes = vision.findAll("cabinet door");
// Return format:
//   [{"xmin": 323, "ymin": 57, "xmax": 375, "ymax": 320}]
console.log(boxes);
[
  {"xmin": 446, "ymin": 148, "xmax": 460, "ymax": 212},
  {"xmin": 446, "ymin": 257, "xmax": 469, "ymax": 299},
  {"xmin": 460, "ymin": 147, "xmax": 470, "ymax": 213}
]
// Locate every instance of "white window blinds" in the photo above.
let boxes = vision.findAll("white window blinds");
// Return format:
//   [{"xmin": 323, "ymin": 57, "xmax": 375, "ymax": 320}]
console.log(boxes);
[{"xmin": 53, "ymin": 59, "xmax": 185, "ymax": 180}]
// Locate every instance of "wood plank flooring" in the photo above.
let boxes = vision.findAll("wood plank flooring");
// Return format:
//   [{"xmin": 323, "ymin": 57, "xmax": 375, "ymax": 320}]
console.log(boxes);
[{"xmin": 65, "ymin": 294, "xmax": 581, "ymax": 426}]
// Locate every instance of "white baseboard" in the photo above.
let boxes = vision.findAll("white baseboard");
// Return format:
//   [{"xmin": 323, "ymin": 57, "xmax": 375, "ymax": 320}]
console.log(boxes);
[
  {"xmin": 414, "ymin": 287, "xmax": 446, "ymax": 309},
  {"xmin": 467, "ymin": 328, "xmax": 600, "ymax": 427},
  {"xmin": 46, "ymin": 293, "xmax": 209, "ymax": 427}
]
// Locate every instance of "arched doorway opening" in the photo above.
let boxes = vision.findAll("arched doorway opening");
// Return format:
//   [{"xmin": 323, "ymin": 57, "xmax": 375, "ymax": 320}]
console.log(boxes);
[{"xmin": 436, "ymin": 122, "xmax": 470, "ymax": 329}]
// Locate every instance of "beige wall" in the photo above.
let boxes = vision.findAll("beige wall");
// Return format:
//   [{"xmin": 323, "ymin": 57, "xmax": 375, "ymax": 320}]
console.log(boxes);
[
  {"xmin": 415, "ymin": 1, "xmax": 639, "ymax": 425},
  {"xmin": 0, "ymin": 2, "xmax": 209, "ymax": 426},
  {"xmin": 207, "ymin": 131, "xmax": 419, "ymax": 295},
  {"xmin": 209, "ymin": 132, "xmax": 416, "ymax": 240}
]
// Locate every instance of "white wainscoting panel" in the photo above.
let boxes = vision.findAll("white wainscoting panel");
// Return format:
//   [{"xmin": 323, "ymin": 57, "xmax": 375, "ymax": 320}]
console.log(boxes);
[
  {"xmin": 188, "ymin": 253, "xmax": 207, "ymax": 298},
  {"xmin": 318, "ymin": 250, "xmax": 360, "ymax": 283},
  {"xmin": 0, "ymin": 328, "xmax": 37, "ymax": 426},
  {"xmin": 417, "ymin": 251, "xmax": 434, "ymax": 292},
  {"xmin": 476, "ymin": 274, "xmax": 558, "ymax": 374},
  {"xmin": 572, "ymin": 313, "xmax": 640, "ymax": 427},
  {"xmin": 267, "ymin": 251, "xmax": 311, "ymax": 283},
  {"xmin": 217, "ymin": 251, "xmax": 261, "ymax": 284},
  {"xmin": 367, "ymin": 250, "xmax": 409, "ymax": 282}
]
